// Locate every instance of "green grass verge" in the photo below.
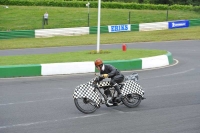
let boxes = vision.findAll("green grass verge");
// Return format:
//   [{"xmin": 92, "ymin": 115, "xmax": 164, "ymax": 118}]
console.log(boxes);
[
  {"xmin": 0, "ymin": 26, "xmax": 200, "ymax": 50},
  {"xmin": 0, "ymin": 49, "xmax": 167, "ymax": 66},
  {"xmin": 0, "ymin": 5, "xmax": 200, "ymax": 30}
]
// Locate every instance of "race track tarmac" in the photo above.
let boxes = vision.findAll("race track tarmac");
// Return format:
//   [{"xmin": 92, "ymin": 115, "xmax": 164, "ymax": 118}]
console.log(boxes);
[{"xmin": 0, "ymin": 40, "xmax": 200, "ymax": 133}]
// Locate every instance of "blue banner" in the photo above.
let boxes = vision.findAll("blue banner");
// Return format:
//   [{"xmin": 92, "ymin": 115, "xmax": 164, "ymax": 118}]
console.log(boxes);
[{"xmin": 168, "ymin": 20, "xmax": 189, "ymax": 29}]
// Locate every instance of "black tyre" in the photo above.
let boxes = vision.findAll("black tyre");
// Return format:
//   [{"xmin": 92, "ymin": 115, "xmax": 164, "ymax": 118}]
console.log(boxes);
[
  {"xmin": 74, "ymin": 98, "xmax": 98, "ymax": 114},
  {"xmin": 122, "ymin": 94, "xmax": 142, "ymax": 108}
]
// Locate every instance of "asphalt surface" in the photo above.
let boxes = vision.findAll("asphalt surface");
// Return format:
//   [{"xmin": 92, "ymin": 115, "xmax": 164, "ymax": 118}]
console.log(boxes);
[{"xmin": 0, "ymin": 40, "xmax": 200, "ymax": 133}]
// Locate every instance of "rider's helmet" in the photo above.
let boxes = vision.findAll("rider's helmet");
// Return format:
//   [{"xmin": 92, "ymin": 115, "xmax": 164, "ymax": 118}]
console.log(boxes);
[{"xmin": 94, "ymin": 59, "xmax": 103, "ymax": 68}]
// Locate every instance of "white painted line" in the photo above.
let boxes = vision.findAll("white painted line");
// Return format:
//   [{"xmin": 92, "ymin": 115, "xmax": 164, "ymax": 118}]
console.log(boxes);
[
  {"xmin": 148, "ymin": 80, "xmax": 199, "ymax": 89},
  {"xmin": 0, "ymin": 113, "xmax": 108, "ymax": 129},
  {"xmin": 0, "ymin": 97, "xmax": 69, "ymax": 106},
  {"xmin": 0, "ymin": 88, "xmax": 69, "ymax": 98},
  {"xmin": 141, "ymin": 68, "xmax": 194, "ymax": 80}
]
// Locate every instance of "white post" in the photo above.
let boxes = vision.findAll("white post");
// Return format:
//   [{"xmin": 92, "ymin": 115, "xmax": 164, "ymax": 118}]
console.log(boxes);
[{"xmin": 97, "ymin": 0, "xmax": 101, "ymax": 53}]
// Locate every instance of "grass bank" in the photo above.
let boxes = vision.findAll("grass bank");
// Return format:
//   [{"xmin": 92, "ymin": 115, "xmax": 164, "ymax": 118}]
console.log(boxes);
[
  {"xmin": 0, "ymin": 5, "xmax": 199, "ymax": 30},
  {"xmin": 0, "ymin": 49, "xmax": 167, "ymax": 66}
]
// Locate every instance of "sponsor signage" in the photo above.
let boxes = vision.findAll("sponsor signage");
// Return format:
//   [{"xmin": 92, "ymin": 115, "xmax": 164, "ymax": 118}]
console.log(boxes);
[
  {"xmin": 108, "ymin": 24, "xmax": 131, "ymax": 32},
  {"xmin": 168, "ymin": 20, "xmax": 189, "ymax": 29}
]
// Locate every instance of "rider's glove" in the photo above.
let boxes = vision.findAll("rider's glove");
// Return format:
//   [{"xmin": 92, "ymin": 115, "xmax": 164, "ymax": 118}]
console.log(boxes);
[{"xmin": 102, "ymin": 74, "xmax": 109, "ymax": 78}]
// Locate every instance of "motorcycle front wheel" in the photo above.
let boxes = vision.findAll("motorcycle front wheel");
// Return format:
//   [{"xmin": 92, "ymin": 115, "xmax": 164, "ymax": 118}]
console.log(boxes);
[
  {"xmin": 74, "ymin": 98, "xmax": 98, "ymax": 114},
  {"xmin": 122, "ymin": 94, "xmax": 142, "ymax": 108}
]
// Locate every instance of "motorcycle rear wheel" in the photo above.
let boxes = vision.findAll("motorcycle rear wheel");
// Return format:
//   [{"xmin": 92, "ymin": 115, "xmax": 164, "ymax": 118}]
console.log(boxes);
[
  {"xmin": 74, "ymin": 98, "xmax": 98, "ymax": 114},
  {"xmin": 122, "ymin": 94, "xmax": 142, "ymax": 108}
]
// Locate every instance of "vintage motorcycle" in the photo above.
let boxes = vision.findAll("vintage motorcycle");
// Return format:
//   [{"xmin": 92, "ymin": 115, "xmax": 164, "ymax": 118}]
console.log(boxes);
[{"xmin": 73, "ymin": 73, "xmax": 145, "ymax": 114}]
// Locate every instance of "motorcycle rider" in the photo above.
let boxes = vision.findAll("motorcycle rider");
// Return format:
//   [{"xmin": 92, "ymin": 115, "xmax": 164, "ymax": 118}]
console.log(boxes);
[{"xmin": 94, "ymin": 58, "xmax": 124, "ymax": 102}]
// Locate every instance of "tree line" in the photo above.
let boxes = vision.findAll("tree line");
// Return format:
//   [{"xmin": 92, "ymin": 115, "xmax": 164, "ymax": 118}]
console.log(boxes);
[{"xmin": 102, "ymin": 0, "xmax": 200, "ymax": 6}]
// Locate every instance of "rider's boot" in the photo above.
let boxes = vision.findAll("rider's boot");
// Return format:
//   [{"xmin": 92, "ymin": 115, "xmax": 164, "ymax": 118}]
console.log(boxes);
[
  {"xmin": 113, "ymin": 84, "xmax": 123, "ymax": 101},
  {"xmin": 107, "ymin": 97, "xmax": 113, "ymax": 106},
  {"xmin": 104, "ymin": 89, "xmax": 113, "ymax": 105}
]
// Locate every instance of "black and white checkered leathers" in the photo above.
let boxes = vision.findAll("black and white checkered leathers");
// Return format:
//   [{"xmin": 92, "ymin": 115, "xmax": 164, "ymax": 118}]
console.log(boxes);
[
  {"xmin": 121, "ymin": 80, "xmax": 144, "ymax": 97},
  {"xmin": 124, "ymin": 73, "xmax": 139, "ymax": 82},
  {"xmin": 73, "ymin": 83, "xmax": 101, "ymax": 106},
  {"xmin": 97, "ymin": 81, "xmax": 111, "ymax": 87},
  {"xmin": 73, "ymin": 77, "xmax": 144, "ymax": 106},
  {"xmin": 86, "ymin": 77, "xmax": 110, "ymax": 87}
]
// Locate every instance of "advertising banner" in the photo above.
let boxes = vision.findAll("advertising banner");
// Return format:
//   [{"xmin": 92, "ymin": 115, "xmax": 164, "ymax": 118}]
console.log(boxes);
[
  {"xmin": 168, "ymin": 20, "xmax": 189, "ymax": 29},
  {"xmin": 139, "ymin": 22, "xmax": 168, "ymax": 31},
  {"xmin": 108, "ymin": 24, "xmax": 131, "ymax": 32}
]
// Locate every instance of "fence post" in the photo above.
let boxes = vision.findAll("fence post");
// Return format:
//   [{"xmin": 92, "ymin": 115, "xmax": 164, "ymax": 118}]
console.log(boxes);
[
  {"xmin": 88, "ymin": 12, "xmax": 90, "ymax": 27},
  {"xmin": 86, "ymin": 2, "xmax": 90, "ymax": 27},
  {"xmin": 166, "ymin": 4, "xmax": 169, "ymax": 21},
  {"xmin": 128, "ymin": 11, "xmax": 131, "ymax": 24}
]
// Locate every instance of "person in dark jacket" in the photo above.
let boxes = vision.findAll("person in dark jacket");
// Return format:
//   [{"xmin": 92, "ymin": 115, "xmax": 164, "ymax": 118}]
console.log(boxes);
[{"xmin": 94, "ymin": 58, "xmax": 124, "ymax": 101}]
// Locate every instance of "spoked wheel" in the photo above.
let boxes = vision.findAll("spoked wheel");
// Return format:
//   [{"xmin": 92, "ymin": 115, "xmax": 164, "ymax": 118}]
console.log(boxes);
[
  {"xmin": 74, "ymin": 98, "xmax": 98, "ymax": 114},
  {"xmin": 122, "ymin": 94, "xmax": 142, "ymax": 108}
]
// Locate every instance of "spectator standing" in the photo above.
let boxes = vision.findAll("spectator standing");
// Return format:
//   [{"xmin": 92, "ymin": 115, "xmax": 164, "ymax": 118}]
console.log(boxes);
[{"xmin": 44, "ymin": 12, "xmax": 48, "ymax": 25}]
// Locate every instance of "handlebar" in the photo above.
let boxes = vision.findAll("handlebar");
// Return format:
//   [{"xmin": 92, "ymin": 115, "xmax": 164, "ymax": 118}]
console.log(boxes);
[{"xmin": 92, "ymin": 75, "xmax": 103, "ymax": 89}]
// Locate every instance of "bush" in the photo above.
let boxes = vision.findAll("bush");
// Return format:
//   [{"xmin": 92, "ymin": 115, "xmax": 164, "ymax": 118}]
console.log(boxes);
[
  {"xmin": 193, "ymin": 6, "xmax": 200, "ymax": 12},
  {"xmin": 169, "ymin": 4, "xmax": 193, "ymax": 10}
]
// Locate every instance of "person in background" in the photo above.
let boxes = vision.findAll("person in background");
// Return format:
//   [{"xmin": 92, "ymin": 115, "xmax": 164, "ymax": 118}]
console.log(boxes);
[{"xmin": 44, "ymin": 11, "xmax": 48, "ymax": 25}]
